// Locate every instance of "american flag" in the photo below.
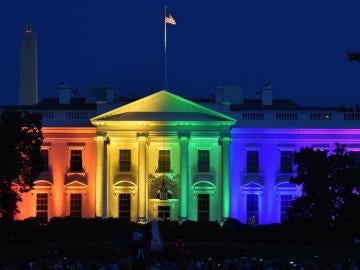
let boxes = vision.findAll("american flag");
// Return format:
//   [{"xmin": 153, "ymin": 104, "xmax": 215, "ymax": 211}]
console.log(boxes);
[{"xmin": 165, "ymin": 8, "xmax": 176, "ymax": 25}]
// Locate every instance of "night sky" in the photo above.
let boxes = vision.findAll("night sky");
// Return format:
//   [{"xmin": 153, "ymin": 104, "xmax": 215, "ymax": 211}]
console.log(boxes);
[{"xmin": 1, "ymin": 1, "xmax": 360, "ymax": 106}]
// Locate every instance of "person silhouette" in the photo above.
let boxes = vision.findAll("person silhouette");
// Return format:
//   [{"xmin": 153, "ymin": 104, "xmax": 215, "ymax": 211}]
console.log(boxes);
[{"xmin": 132, "ymin": 227, "xmax": 144, "ymax": 260}]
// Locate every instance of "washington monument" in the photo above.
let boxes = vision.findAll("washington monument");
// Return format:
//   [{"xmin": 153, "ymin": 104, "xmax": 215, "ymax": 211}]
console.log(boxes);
[{"xmin": 19, "ymin": 23, "xmax": 38, "ymax": 105}]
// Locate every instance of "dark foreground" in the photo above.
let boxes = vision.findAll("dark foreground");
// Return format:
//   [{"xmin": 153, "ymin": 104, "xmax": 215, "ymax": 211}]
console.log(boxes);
[
  {"xmin": 0, "ymin": 240, "xmax": 359, "ymax": 269},
  {"xmin": 0, "ymin": 218, "xmax": 360, "ymax": 269}
]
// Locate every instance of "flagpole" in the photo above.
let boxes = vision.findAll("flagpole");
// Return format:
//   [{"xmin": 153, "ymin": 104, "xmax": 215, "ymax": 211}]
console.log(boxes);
[{"xmin": 164, "ymin": 5, "xmax": 168, "ymax": 90}]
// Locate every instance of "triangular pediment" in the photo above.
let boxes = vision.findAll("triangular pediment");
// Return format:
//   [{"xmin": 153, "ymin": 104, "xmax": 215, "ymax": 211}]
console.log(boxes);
[
  {"xmin": 242, "ymin": 181, "xmax": 264, "ymax": 190},
  {"xmin": 91, "ymin": 90, "xmax": 236, "ymax": 125},
  {"xmin": 65, "ymin": 180, "xmax": 87, "ymax": 187}
]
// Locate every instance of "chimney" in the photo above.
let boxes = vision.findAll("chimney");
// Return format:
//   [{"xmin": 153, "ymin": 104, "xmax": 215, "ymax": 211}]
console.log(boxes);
[
  {"xmin": 215, "ymin": 86, "xmax": 224, "ymax": 103},
  {"xmin": 106, "ymin": 82, "xmax": 115, "ymax": 103},
  {"xmin": 261, "ymin": 81, "xmax": 272, "ymax": 106},
  {"xmin": 59, "ymin": 82, "xmax": 73, "ymax": 104},
  {"xmin": 215, "ymin": 85, "xmax": 244, "ymax": 104}
]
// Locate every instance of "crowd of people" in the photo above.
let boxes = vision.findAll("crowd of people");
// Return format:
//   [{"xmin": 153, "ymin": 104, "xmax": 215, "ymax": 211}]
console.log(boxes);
[
  {"xmin": 0, "ymin": 254, "xmax": 360, "ymax": 270},
  {"xmin": 0, "ymin": 224, "xmax": 359, "ymax": 269}
]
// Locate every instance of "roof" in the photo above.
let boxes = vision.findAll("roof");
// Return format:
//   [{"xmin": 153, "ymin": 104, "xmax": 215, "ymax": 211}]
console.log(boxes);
[
  {"xmin": 91, "ymin": 90, "xmax": 236, "ymax": 125},
  {"xmin": 228, "ymin": 98, "xmax": 355, "ymax": 112},
  {"xmin": 99, "ymin": 112, "xmax": 229, "ymax": 121},
  {"xmin": 0, "ymin": 98, "xmax": 96, "ymax": 111}
]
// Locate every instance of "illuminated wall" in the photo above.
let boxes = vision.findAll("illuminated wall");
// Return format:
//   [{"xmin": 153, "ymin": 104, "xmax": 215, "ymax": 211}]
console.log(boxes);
[
  {"xmin": 91, "ymin": 90, "xmax": 235, "ymax": 222},
  {"xmin": 230, "ymin": 128, "xmax": 360, "ymax": 224},
  {"xmin": 16, "ymin": 90, "xmax": 360, "ymax": 225},
  {"xmin": 93, "ymin": 129, "xmax": 229, "ymax": 222},
  {"xmin": 16, "ymin": 90, "xmax": 235, "ymax": 222},
  {"xmin": 16, "ymin": 127, "xmax": 96, "ymax": 220}
]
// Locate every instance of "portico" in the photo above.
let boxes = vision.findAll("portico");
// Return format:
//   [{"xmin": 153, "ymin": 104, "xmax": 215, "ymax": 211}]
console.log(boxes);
[{"xmin": 91, "ymin": 90, "xmax": 235, "ymax": 222}]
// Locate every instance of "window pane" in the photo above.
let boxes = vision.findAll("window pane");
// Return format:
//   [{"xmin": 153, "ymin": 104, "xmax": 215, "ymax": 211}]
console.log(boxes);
[
  {"xmin": 280, "ymin": 151, "xmax": 293, "ymax": 173},
  {"xmin": 198, "ymin": 150, "xmax": 210, "ymax": 172},
  {"xmin": 70, "ymin": 150, "xmax": 82, "ymax": 172},
  {"xmin": 119, "ymin": 194, "xmax": 131, "ymax": 221},
  {"xmin": 280, "ymin": 194, "xmax": 293, "ymax": 223},
  {"xmin": 198, "ymin": 194, "xmax": 209, "ymax": 223},
  {"xmin": 70, "ymin": 193, "xmax": 82, "ymax": 218},
  {"xmin": 119, "ymin": 150, "xmax": 131, "ymax": 172},
  {"xmin": 247, "ymin": 194, "xmax": 258, "ymax": 224},
  {"xmin": 158, "ymin": 150, "xmax": 170, "ymax": 173},
  {"xmin": 40, "ymin": 149, "xmax": 49, "ymax": 171},
  {"xmin": 247, "ymin": 151, "xmax": 259, "ymax": 173},
  {"xmin": 36, "ymin": 193, "xmax": 48, "ymax": 222}
]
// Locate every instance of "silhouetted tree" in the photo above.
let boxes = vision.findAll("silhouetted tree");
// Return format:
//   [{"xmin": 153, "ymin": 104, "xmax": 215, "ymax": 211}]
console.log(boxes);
[
  {"xmin": 288, "ymin": 144, "xmax": 360, "ymax": 238},
  {"xmin": 0, "ymin": 110, "xmax": 43, "ymax": 220}
]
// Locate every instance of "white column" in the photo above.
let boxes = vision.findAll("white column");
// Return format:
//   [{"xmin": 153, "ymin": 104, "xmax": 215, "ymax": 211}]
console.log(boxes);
[
  {"xmin": 179, "ymin": 134, "xmax": 189, "ymax": 221},
  {"xmin": 95, "ymin": 135, "xmax": 107, "ymax": 218},
  {"xmin": 137, "ymin": 132, "xmax": 148, "ymax": 222},
  {"xmin": 220, "ymin": 136, "xmax": 231, "ymax": 221}
]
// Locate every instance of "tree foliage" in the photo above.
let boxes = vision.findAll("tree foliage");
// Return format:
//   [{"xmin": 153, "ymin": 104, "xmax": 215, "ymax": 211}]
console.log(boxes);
[
  {"xmin": 0, "ymin": 110, "xmax": 43, "ymax": 220},
  {"xmin": 288, "ymin": 144, "xmax": 360, "ymax": 237}
]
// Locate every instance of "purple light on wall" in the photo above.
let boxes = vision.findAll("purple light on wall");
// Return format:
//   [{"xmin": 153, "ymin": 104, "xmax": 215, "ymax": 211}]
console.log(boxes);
[
  {"xmin": 261, "ymin": 143, "xmax": 278, "ymax": 224},
  {"xmin": 230, "ymin": 128, "xmax": 360, "ymax": 224},
  {"xmin": 230, "ymin": 141, "xmax": 242, "ymax": 220}
]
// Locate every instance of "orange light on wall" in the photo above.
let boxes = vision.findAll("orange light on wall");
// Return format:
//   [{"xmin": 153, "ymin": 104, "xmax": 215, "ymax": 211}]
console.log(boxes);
[{"xmin": 17, "ymin": 127, "xmax": 96, "ymax": 220}]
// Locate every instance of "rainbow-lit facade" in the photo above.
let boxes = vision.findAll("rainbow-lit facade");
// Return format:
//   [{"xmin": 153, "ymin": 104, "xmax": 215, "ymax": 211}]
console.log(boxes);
[{"xmin": 13, "ymin": 90, "xmax": 360, "ymax": 224}]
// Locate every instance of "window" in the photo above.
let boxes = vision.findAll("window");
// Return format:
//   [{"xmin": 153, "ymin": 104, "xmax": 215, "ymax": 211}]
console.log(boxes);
[
  {"xmin": 156, "ymin": 188, "xmax": 172, "ymax": 200},
  {"xmin": 344, "ymin": 113, "xmax": 360, "ymax": 121},
  {"xmin": 40, "ymin": 149, "xmax": 49, "ymax": 171},
  {"xmin": 36, "ymin": 193, "xmax": 48, "ymax": 222},
  {"xmin": 276, "ymin": 112, "xmax": 298, "ymax": 121},
  {"xmin": 70, "ymin": 150, "xmax": 83, "ymax": 172},
  {"xmin": 309, "ymin": 112, "xmax": 332, "ymax": 120},
  {"xmin": 158, "ymin": 206, "xmax": 170, "ymax": 221},
  {"xmin": 119, "ymin": 194, "xmax": 131, "ymax": 221},
  {"xmin": 198, "ymin": 194, "xmax": 210, "ymax": 223},
  {"xmin": 247, "ymin": 151, "xmax": 259, "ymax": 173},
  {"xmin": 280, "ymin": 194, "xmax": 293, "ymax": 223},
  {"xmin": 247, "ymin": 194, "xmax": 258, "ymax": 225},
  {"xmin": 280, "ymin": 151, "xmax": 293, "ymax": 173},
  {"xmin": 119, "ymin": 150, "xmax": 131, "ymax": 172},
  {"xmin": 198, "ymin": 150, "xmax": 210, "ymax": 172},
  {"xmin": 242, "ymin": 113, "xmax": 264, "ymax": 120},
  {"xmin": 66, "ymin": 112, "xmax": 88, "ymax": 120},
  {"xmin": 41, "ymin": 111, "xmax": 54, "ymax": 120},
  {"xmin": 158, "ymin": 150, "xmax": 170, "ymax": 173},
  {"xmin": 70, "ymin": 193, "xmax": 82, "ymax": 218}
]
